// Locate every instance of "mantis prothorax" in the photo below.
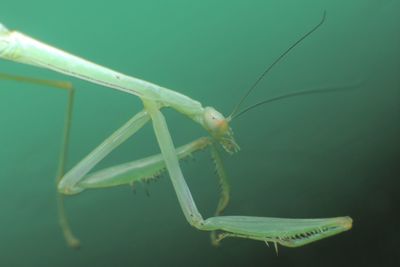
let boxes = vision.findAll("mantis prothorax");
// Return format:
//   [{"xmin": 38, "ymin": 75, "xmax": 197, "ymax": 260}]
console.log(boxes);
[{"xmin": 0, "ymin": 12, "xmax": 352, "ymax": 251}]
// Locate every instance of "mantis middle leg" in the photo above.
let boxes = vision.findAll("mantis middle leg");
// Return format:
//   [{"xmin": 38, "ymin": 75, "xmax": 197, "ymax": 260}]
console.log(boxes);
[
  {"xmin": 73, "ymin": 135, "xmax": 230, "ymax": 245},
  {"xmin": 76, "ymin": 137, "xmax": 212, "ymax": 190},
  {"xmin": 56, "ymin": 108, "xmax": 150, "ymax": 249},
  {"xmin": 57, "ymin": 110, "xmax": 150, "ymax": 195}
]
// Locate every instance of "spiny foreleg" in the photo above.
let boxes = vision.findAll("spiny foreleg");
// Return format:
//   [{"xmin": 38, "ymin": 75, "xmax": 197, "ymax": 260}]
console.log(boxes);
[
  {"xmin": 145, "ymin": 100, "xmax": 352, "ymax": 251},
  {"xmin": 209, "ymin": 143, "xmax": 230, "ymax": 245},
  {"xmin": 77, "ymin": 137, "xmax": 212, "ymax": 191}
]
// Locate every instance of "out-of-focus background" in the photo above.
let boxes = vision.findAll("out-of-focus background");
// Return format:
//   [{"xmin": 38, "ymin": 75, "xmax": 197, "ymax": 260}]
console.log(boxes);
[{"xmin": 0, "ymin": 1, "xmax": 399, "ymax": 266}]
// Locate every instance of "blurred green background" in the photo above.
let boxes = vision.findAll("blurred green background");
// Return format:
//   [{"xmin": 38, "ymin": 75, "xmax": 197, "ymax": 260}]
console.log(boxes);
[{"xmin": 0, "ymin": 1, "xmax": 399, "ymax": 266}]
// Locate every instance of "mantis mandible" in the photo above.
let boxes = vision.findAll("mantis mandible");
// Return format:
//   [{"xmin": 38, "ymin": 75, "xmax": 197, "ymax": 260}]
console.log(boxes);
[{"xmin": 0, "ymin": 12, "xmax": 352, "ymax": 252}]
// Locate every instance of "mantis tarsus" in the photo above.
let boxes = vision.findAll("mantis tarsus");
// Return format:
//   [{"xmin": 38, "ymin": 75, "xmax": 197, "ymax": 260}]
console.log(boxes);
[{"xmin": 0, "ymin": 12, "xmax": 352, "ymax": 252}]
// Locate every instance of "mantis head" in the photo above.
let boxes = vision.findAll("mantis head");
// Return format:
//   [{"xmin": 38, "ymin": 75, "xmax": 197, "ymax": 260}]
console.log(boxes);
[{"xmin": 203, "ymin": 107, "xmax": 239, "ymax": 154}]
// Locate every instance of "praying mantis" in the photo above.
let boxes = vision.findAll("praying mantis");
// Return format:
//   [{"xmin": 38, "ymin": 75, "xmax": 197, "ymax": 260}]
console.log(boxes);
[{"xmin": 0, "ymin": 12, "xmax": 352, "ymax": 252}]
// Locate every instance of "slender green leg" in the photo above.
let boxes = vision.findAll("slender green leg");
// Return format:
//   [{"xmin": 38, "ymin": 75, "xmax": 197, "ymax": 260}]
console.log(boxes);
[
  {"xmin": 77, "ymin": 137, "xmax": 211, "ymax": 190},
  {"xmin": 144, "ymin": 100, "xmax": 352, "ymax": 249},
  {"xmin": 54, "ymin": 82, "xmax": 81, "ymax": 249},
  {"xmin": 210, "ymin": 143, "xmax": 230, "ymax": 217},
  {"xmin": 58, "ymin": 109, "xmax": 150, "ymax": 195},
  {"xmin": 56, "ymin": 109, "xmax": 150, "ymax": 247},
  {"xmin": 209, "ymin": 143, "xmax": 230, "ymax": 246},
  {"xmin": 0, "ymin": 73, "xmax": 81, "ymax": 248},
  {"xmin": 144, "ymin": 100, "xmax": 205, "ymax": 227},
  {"xmin": 0, "ymin": 72, "xmax": 73, "ymax": 89}
]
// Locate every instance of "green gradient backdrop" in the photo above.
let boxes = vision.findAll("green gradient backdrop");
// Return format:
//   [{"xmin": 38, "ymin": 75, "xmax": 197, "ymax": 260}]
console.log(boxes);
[{"xmin": 0, "ymin": 1, "xmax": 399, "ymax": 266}]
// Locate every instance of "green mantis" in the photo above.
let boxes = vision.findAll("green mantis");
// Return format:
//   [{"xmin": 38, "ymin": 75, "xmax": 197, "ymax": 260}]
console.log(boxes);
[{"xmin": 0, "ymin": 12, "xmax": 352, "ymax": 252}]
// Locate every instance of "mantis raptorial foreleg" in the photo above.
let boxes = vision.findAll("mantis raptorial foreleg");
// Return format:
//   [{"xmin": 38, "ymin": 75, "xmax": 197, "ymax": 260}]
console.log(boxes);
[
  {"xmin": 145, "ymin": 100, "xmax": 205, "ymax": 226},
  {"xmin": 209, "ymin": 144, "xmax": 230, "ymax": 217},
  {"xmin": 209, "ymin": 143, "xmax": 230, "ymax": 245},
  {"xmin": 144, "ymin": 100, "xmax": 352, "ymax": 248}
]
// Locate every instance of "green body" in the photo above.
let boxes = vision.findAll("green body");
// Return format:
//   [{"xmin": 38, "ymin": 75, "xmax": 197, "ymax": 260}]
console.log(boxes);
[{"xmin": 0, "ymin": 22, "xmax": 352, "ymax": 251}]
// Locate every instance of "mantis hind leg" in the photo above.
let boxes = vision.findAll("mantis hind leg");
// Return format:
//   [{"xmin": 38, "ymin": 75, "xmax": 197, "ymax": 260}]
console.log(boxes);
[
  {"xmin": 0, "ymin": 72, "xmax": 79, "ymax": 248},
  {"xmin": 56, "ymin": 109, "xmax": 150, "ymax": 248}
]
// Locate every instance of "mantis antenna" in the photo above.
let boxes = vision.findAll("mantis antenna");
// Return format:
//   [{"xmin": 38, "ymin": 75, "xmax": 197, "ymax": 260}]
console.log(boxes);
[
  {"xmin": 230, "ymin": 82, "xmax": 361, "ymax": 120},
  {"xmin": 228, "ymin": 10, "xmax": 327, "ymax": 120}
]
